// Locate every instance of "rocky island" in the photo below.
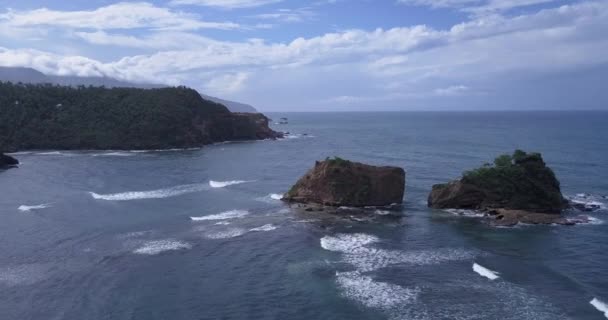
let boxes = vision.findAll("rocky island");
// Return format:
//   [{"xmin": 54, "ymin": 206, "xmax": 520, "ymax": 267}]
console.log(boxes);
[
  {"xmin": 0, "ymin": 82, "xmax": 281, "ymax": 151},
  {"xmin": 0, "ymin": 153, "xmax": 18, "ymax": 168},
  {"xmin": 427, "ymin": 150, "xmax": 580, "ymax": 226},
  {"xmin": 283, "ymin": 157, "xmax": 405, "ymax": 208}
]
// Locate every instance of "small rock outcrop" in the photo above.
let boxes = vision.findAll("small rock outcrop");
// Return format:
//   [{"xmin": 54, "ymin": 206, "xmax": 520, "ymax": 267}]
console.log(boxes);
[
  {"xmin": 283, "ymin": 157, "xmax": 405, "ymax": 207},
  {"xmin": 0, "ymin": 153, "xmax": 19, "ymax": 168},
  {"xmin": 429, "ymin": 150, "xmax": 569, "ymax": 224}
]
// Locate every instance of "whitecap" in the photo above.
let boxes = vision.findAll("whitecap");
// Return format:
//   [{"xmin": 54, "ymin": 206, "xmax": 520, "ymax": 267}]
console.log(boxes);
[
  {"xmin": 473, "ymin": 263, "xmax": 500, "ymax": 280},
  {"xmin": 445, "ymin": 208, "xmax": 486, "ymax": 217},
  {"xmin": 90, "ymin": 183, "xmax": 208, "ymax": 201},
  {"xmin": 18, "ymin": 204, "xmax": 51, "ymax": 212},
  {"xmin": 320, "ymin": 233, "xmax": 379, "ymax": 252},
  {"xmin": 215, "ymin": 221, "xmax": 231, "ymax": 225},
  {"xmin": 92, "ymin": 152, "xmax": 134, "ymax": 157},
  {"xmin": 250, "ymin": 224, "xmax": 278, "ymax": 232},
  {"xmin": 204, "ymin": 228, "xmax": 247, "ymax": 239},
  {"xmin": 190, "ymin": 210, "xmax": 249, "ymax": 221},
  {"xmin": 255, "ymin": 193, "xmax": 284, "ymax": 203},
  {"xmin": 133, "ymin": 239, "xmax": 191, "ymax": 255},
  {"xmin": 336, "ymin": 271, "xmax": 419, "ymax": 309},
  {"xmin": 374, "ymin": 210, "xmax": 392, "ymax": 215},
  {"xmin": 568, "ymin": 193, "xmax": 606, "ymax": 211},
  {"xmin": 321, "ymin": 233, "xmax": 475, "ymax": 272},
  {"xmin": 36, "ymin": 151, "xmax": 63, "ymax": 155},
  {"xmin": 590, "ymin": 298, "xmax": 608, "ymax": 319},
  {"xmin": 270, "ymin": 193, "xmax": 283, "ymax": 200},
  {"xmin": 209, "ymin": 180, "xmax": 249, "ymax": 188}
]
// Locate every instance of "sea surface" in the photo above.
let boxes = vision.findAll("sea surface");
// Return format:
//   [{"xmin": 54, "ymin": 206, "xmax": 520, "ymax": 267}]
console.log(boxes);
[{"xmin": 1, "ymin": 111, "xmax": 608, "ymax": 320}]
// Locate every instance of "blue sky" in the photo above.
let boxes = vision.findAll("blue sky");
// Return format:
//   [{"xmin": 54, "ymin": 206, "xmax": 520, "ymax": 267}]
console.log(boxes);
[{"xmin": 0, "ymin": 0, "xmax": 607, "ymax": 111}]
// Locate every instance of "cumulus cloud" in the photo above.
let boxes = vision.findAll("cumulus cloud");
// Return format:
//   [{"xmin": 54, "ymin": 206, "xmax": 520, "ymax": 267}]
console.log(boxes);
[
  {"xmin": 396, "ymin": 0, "xmax": 559, "ymax": 13},
  {"xmin": 0, "ymin": 1, "xmax": 607, "ymax": 109}
]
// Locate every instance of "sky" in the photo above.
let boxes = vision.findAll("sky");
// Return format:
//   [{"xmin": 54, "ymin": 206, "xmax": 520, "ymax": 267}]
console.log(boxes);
[{"xmin": 0, "ymin": 0, "xmax": 607, "ymax": 111}]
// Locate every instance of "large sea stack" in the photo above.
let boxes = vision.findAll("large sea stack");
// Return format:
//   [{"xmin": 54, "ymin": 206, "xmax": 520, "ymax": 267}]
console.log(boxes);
[
  {"xmin": 0, "ymin": 153, "xmax": 19, "ymax": 168},
  {"xmin": 428, "ymin": 150, "xmax": 570, "ymax": 225},
  {"xmin": 0, "ymin": 83, "xmax": 281, "ymax": 151},
  {"xmin": 283, "ymin": 157, "xmax": 405, "ymax": 207}
]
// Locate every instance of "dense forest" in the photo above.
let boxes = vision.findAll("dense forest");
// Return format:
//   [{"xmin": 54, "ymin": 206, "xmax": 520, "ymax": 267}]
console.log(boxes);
[{"xmin": 0, "ymin": 82, "xmax": 279, "ymax": 151}]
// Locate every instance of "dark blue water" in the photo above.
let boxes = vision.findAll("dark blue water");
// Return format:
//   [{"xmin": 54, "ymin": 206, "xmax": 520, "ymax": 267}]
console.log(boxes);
[{"xmin": 1, "ymin": 112, "xmax": 607, "ymax": 320}]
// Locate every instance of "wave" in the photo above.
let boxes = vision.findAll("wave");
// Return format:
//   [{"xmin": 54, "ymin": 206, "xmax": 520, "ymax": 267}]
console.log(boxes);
[
  {"xmin": 214, "ymin": 221, "xmax": 231, "ymax": 225},
  {"xmin": 204, "ymin": 228, "xmax": 247, "ymax": 239},
  {"xmin": 92, "ymin": 152, "xmax": 135, "ymax": 157},
  {"xmin": 473, "ymin": 263, "xmax": 500, "ymax": 280},
  {"xmin": 133, "ymin": 239, "xmax": 191, "ymax": 255},
  {"xmin": 209, "ymin": 180, "xmax": 249, "ymax": 188},
  {"xmin": 256, "ymin": 193, "xmax": 284, "ymax": 203},
  {"xmin": 568, "ymin": 193, "xmax": 606, "ymax": 211},
  {"xmin": 321, "ymin": 233, "xmax": 475, "ymax": 272},
  {"xmin": 250, "ymin": 224, "xmax": 278, "ymax": 232},
  {"xmin": 190, "ymin": 210, "xmax": 250, "ymax": 221},
  {"xmin": 90, "ymin": 183, "xmax": 208, "ymax": 201},
  {"xmin": 18, "ymin": 204, "xmax": 51, "ymax": 212},
  {"xmin": 445, "ymin": 208, "xmax": 486, "ymax": 218},
  {"xmin": 336, "ymin": 271, "xmax": 419, "ymax": 310},
  {"xmin": 374, "ymin": 210, "xmax": 392, "ymax": 215},
  {"xmin": 36, "ymin": 151, "xmax": 63, "ymax": 155},
  {"xmin": 590, "ymin": 298, "xmax": 608, "ymax": 319}
]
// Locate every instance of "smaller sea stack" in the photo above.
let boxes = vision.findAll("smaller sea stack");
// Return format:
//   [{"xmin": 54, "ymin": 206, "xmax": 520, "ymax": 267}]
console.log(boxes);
[
  {"xmin": 428, "ymin": 150, "xmax": 570, "ymax": 225},
  {"xmin": 283, "ymin": 157, "xmax": 405, "ymax": 207}
]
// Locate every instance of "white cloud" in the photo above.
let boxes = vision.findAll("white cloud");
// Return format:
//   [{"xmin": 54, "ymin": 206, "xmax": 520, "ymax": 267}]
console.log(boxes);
[
  {"xmin": 1, "ymin": 1, "xmax": 607, "ymax": 108},
  {"xmin": 252, "ymin": 8, "xmax": 316, "ymax": 23},
  {"xmin": 0, "ymin": 2, "xmax": 240, "ymax": 31},
  {"xmin": 169, "ymin": 0, "xmax": 282, "ymax": 9},
  {"xmin": 396, "ymin": 0, "xmax": 559, "ymax": 13}
]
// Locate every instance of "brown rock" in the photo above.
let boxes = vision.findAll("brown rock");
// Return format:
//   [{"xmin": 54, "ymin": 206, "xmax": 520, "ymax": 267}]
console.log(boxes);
[
  {"xmin": 489, "ymin": 209, "xmax": 582, "ymax": 226},
  {"xmin": 283, "ymin": 157, "xmax": 405, "ymax": 207}
]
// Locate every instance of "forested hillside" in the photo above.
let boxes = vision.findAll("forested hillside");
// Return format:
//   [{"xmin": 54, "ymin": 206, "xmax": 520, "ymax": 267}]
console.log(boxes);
[{"xmin": 0, "ymin": 82, "xmax": 279, "ymax": 151}]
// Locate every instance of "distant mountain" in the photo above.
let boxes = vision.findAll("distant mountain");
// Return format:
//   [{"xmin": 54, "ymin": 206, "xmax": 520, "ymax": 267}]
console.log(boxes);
[{"xmin": 0, "ymin": 66, "xmax": 258, "ymax": 113}]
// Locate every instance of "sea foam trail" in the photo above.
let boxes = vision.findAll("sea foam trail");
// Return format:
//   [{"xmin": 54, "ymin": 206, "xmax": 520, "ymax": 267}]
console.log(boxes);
[
  {"xmin": 250, "ymin": 224, "xmax": 278, "ymax": 232},
  {"xmin": 591, "ymin": 298, "xmax": 608, "ymax": 319},
  {"xmin": 190, "ymin": 209, "xmax": 249, "ymax": 221},
  {"xmin": 204, "ymin": 228, "xmax": 247, "ymax": 239},
  {"xmin": 18, "ymin": 204, "xmax": 51, "ymax": 212},
  {"xmin": 133, "ymin": 240, "xmax": 191, "ymax": 255},
  {"xmin": 209, "ymin": 180, "xmax": 249, "ymax": 188},
  {"xmin": 473, "ymin": 263, "xmax": 500, "ymax": 280},
  {"xmin": 336, "ymin": 271, "xmax": 419, "ymax": 309},
  {"xmin": 90, "ymin": 183, "xmax": 208, "ymax": 201}
]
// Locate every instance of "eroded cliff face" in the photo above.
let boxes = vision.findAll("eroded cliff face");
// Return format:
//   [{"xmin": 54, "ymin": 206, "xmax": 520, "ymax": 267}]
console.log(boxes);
[
  {"xmin": 283, "ymin": 158, "xmax": 405, "ymax": 207},
  {"xmin": 207, "ymin": 113, "xmax": 282, "ymax": 142}
]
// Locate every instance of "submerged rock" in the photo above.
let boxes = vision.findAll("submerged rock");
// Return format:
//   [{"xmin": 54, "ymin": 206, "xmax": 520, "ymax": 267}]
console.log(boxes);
[
  {"xmin": 429, "ymin": 150, "xmax": 569, "ymax": 225},
  {"xmin": 283, "ymin": 157, "xmax": 405, "ymax": 207},
  {"xmin": 0, "ymin": 153, "xmax": 18, "ymax": 168}
]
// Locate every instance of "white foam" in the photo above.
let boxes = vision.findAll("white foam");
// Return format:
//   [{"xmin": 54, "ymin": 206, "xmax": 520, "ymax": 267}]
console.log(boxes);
[
  {"xmin": 270, "ymin": 193, "xmax": 283, "ymax": 200},
  {"xmin": 250, "ymin": 224, "xmax": 278, "ymax": 232},
  {"xmin": 374, "ymin": 210, "xmax": 392, "ymax": 215},
  {"xmin": 256, "ymin": 193, "xmax": 284, "ymax": 203},
  {"xmin": 569, "ymin": 193, "xmax": 606, "ymax": 211},
  {"xmin": 37, "ymin": 151, "xmax": 63, "ymax": 155},
  {"xmin": 0, "ymin": 264, "xmax": 48, "ymax": 286},
  {"xmin": 18, "ymin": 204, "xmax": 51, "ymax": 212},
  {"xmin": 190, "ymin": 209, "xmax": 249, "ymax": 221},
  {"xmin": 473, "ymin": 263, "xmax": 500, "ymax": 280},
  {"xmin": 204, "ymin": 228, "xmax": 247, "ymax": 239},
  {"xmin": 215, "ymin": 221, "xmax": 231, "ymax": 225},
  {"xmin": 209, "ymin": 180, "xmax": 249, "ymax": 188},
  {"xmin": 445, "ymin": 208, "xmax": 486, "ymax": 217},
  {"xmin": 336, "ymin": 271, "xmax": 419, "ymax": 309},
  {"xmin": 133, "ymin": 240, "xmax": 191, "ymax": 255},
  {"xmin": 90, "ymin": 183, "xmax": 208, "ymax": 201},
  {"xmin": 321, "ymin": 234, "xmax": 475, "ymax": 272},
  {"xmin": 587, "ymin": 217, "xmax": 605, "ymax": 225},
  {"xmin": 590, "ymin": 298, "xmax": 608, "ymax": 319},
  {"xmin": 92, "ymin": 152, "xmax": 134, "ymax": 157},
  {"xmin": 320, "ymin": 233, "xmax": 380, "ymax": 252}
]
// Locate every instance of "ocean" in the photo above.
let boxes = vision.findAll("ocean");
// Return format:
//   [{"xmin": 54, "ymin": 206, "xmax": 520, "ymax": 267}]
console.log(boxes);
[{"xmin": 1, "ymin": 111, "xmax": 607, "ymax": 320}]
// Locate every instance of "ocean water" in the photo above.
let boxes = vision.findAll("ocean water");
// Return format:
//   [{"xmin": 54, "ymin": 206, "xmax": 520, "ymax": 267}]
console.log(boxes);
[{"xmin": 1, "ymin": 111, "xmax": 608, "ymax": 320}]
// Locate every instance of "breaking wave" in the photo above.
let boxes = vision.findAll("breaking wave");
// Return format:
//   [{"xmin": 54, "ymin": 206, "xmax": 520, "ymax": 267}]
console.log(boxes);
[
  {"xmin": 190, "ymin": 210, "xmax": 250, "ymax": 221},
  {"xmin": 473, "ymin": 263, "xmax": 500, "ymax": 280},
  {"xmin": 133, "ymin": 240, "xmax": 191, "ymax": 255},
  {"xmin": 568, "ymin": 193, "xmax": 606, "ymax": 211},
  {"xmin": 92, "ymin": 152, "xmax": 135, "ymax": 157},
  {"xmin": 250, "ymin": 224, "xmax": 278, "ymax": 232},
  {"xmin": 209, "ymin": 180, "xmax": 249, "ymax": 188},
  {"xmin": 18, "ymin": 204, "xmax": 51, "ymax": 212},
  {"xmin": 445, "ymin": 208, "xmax": 486, "ymax": 218},
  {"xmin": 321, "ymin": 233, "xmax": 475, "ymax": 272},
  {"xmin": 336, "ymin": 271, "xmax": 419, "ymax": 309},
  {"xmin": 90, "ymin": 183, "xmax": 208, "ymax": 201},
  {"xmin": 204, "ymin": 228, "xmax": 247, "ymax": 239},
  {"xmin": 590, "ymin": 298, "xmax": 608, "ymax": 319}
]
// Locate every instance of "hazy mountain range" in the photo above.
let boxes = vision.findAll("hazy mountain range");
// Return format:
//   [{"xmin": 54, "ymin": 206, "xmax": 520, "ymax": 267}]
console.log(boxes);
[{"xmin": 0, "ymin": 66, "xmax": 257, "ymax": 113}]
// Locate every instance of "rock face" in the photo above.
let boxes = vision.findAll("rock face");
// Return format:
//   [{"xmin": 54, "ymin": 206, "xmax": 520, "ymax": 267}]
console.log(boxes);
[
  {"xmin": 283, "ymin": 158, "xmax": 405, "ymax": 207},
  {"xmin": 0, "ymin": 153, "xmax": 19, "ymax": 168},
  {"xmin": 428, "ymin": 150, "xmax": 567, "ymax": 215}
]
